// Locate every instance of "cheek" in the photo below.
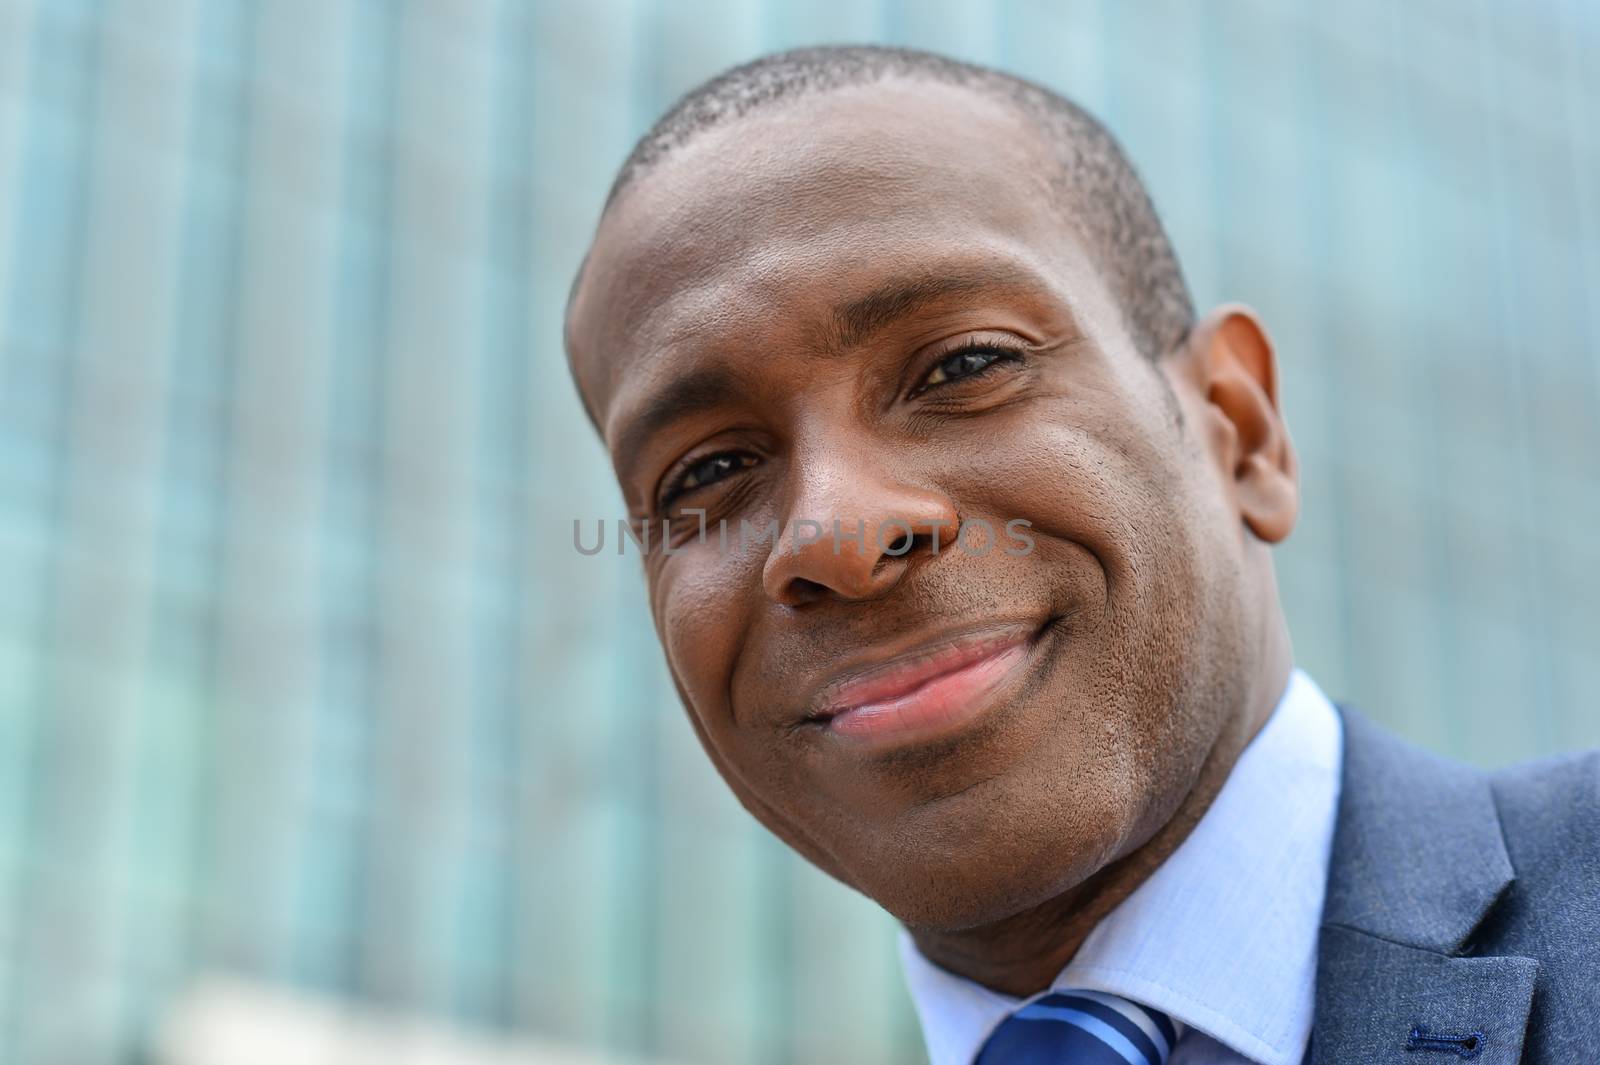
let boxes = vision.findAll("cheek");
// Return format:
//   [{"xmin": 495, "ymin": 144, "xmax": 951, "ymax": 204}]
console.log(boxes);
[
  {"xmin": 651, "ymin": 549, "xmax": 761, "ymax": 734},
  {"xmin": 978, "ymin": 391, "xmax": 1228, "ymax": 735},
  {"xmin": 972, "ymin": 409, "xmax": 1174, "ymax": 581}
]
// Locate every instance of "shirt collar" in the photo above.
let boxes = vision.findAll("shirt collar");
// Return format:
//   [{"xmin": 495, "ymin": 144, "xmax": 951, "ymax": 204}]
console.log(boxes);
[{"xmin": 899, "ymin": 668, "xmax": 1344, "ymax": 1065}]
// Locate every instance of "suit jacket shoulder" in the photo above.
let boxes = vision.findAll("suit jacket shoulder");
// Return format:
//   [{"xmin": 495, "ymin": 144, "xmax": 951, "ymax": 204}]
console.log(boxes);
[{"xmin": 1310, "ymin": 708, "xmax": 1600, "ymax": 1064}]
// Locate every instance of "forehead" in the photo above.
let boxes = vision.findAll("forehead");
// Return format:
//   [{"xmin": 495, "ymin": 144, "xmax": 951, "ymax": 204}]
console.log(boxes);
[{"xmin": 569, "ymin": 78, "xmax": 1088, "ymax": 439}]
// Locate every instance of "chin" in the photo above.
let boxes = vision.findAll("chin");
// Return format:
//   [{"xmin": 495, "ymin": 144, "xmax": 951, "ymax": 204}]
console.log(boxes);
[{"xmin": 849, "ymin": 776, "xmax": 1139, "ymax": 933}]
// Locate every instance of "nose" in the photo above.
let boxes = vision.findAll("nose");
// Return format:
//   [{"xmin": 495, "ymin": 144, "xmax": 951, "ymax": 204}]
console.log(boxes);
[{"xmin": 760, "ymin": 457, "xmax": 959, "ymax": 606}]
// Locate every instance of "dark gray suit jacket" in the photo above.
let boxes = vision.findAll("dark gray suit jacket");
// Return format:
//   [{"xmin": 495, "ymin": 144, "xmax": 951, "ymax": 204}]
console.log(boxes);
[{"xmin": 1310, "ymin": 709, "xmax": 1600, "ymax": 1063}]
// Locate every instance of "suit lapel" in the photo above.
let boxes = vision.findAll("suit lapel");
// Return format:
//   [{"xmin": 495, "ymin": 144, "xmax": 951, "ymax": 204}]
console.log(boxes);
[
  {"xmin": 1309, "ymin": 709, "xmax": 1538, "ymax": 1064},
  {"xmin": 1311, "ymin": 926, "xmax": 1537, "ymax": 1064}
]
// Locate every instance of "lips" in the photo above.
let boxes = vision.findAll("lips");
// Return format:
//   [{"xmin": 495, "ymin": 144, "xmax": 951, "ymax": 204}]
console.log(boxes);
[{"xmin": 805, "ymin": 621, "xmax": 1046, "ymax": 746}]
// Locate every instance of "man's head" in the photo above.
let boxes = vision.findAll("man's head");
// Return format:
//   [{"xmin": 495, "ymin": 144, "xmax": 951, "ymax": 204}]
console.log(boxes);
[{"xmin": 565, "ymin": 46, "xmax": 1299, "ymax": 935}]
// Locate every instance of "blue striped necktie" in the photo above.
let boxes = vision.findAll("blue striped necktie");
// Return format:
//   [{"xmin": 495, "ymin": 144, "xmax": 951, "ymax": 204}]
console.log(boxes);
[{"xmin": 975, "ymin": 989, "xmax": 1177, "ymax": 1064}]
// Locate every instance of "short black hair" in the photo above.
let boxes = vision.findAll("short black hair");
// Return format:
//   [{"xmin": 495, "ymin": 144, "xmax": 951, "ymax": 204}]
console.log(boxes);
[{"xmin": 599, "ymin": 44, "xmax": 1194, "ymax": 362}]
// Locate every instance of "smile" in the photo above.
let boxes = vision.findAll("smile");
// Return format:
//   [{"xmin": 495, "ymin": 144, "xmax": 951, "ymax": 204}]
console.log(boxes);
[{"xmin": 807, "ymin": 621, "xmax": 1050, "ymax": 749}]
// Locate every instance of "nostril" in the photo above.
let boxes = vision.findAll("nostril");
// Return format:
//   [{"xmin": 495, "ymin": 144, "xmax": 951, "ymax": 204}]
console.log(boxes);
[{"xmin": 784, "ymin": 576, "xmax": 829, "ymax": 604}]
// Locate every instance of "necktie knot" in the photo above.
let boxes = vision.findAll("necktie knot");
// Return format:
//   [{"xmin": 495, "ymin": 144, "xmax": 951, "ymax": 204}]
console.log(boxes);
[{"xmin": 975, "ymin": 989, "xmax": 1177, "ymax": 1064}]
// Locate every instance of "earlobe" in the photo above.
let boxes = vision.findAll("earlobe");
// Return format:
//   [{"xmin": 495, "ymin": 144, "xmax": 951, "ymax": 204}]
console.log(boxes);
[{"xmin": 1187, "ymin": 305, "xmax": 1300, "ymax": 544}]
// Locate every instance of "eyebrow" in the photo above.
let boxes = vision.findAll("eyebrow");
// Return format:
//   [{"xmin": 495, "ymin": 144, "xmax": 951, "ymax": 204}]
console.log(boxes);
[{"xmin": 830, "ymin": 265, "xmax": 1038, "ymax": 350}]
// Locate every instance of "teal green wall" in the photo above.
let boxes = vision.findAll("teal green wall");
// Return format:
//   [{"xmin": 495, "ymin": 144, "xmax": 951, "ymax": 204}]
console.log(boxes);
[{"xmin": 0, "ymin": 2, "xmax": 1596, "ymax": 1063}]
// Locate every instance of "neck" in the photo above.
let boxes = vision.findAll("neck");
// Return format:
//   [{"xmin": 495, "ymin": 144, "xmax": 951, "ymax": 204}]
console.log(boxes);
[{"xmin": 909, "ymin": 619, "xmax": 1293, "ymax": 997}]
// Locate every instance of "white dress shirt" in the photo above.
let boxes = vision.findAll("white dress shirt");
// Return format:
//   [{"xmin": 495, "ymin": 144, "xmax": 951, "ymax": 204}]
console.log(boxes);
[{"xmin": 899, "ymin": 667, "xmax": 1344, "ymax": 1065}]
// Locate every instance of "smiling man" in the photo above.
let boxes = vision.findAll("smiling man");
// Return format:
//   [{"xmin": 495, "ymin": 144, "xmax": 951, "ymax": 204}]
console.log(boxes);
[{"xmin": 564, "ymin": 46, "xmax": 1598, "ymax": 1065}]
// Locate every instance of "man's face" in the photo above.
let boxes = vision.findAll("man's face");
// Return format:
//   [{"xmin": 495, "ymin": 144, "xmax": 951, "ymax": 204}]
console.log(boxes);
[{"xmin": 568, "ymin": 80, "xmax": 1275, "ymax": 930}]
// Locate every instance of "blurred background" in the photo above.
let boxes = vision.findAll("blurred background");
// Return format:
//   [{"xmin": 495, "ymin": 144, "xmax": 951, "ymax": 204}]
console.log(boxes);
[{"xmin": 1, "ymin": 0, "xmax": 1597, "ymax": 1063}]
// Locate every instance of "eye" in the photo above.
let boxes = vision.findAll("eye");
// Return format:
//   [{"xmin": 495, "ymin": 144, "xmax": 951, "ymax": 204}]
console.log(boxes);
[
  {"xmin": 659, "ymin": 450, "xmax": 758, "ymax": 510},
  {"xmin": 912, "ymin": 341, "xmax": 1022, "ymax": 396}
]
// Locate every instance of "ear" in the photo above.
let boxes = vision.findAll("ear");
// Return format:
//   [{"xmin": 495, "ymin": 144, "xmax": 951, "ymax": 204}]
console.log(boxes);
[{"xmin": 1167, "ymin": 304, "xmax": 1299, "ymax": 543}]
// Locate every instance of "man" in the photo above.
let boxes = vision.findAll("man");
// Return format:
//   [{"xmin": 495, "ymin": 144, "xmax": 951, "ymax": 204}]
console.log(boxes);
[{"xmin": 564, "ymin": 45, "xmax": 1598, "ymax": 1064}]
